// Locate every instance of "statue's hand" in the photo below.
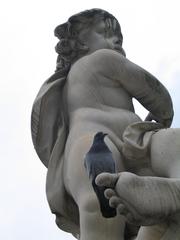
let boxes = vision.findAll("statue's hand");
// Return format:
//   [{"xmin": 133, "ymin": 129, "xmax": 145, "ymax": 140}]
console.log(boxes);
[{"xmin": 145, "ymin": 112, "xmax": 172, "ymax": 128}]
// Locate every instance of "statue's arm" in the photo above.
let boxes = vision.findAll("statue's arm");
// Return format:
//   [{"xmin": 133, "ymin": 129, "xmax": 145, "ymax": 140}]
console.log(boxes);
[
  {"xmin": 137, "ymin": 70, "xmax": 173, "ymax": 127},
  {"xmin": 89, "ymin": 49, "xmax": 174, "ymax": 127},
  {"xmin": 111, "ymin": 53, "xmax": 174, "ymax": 127}
]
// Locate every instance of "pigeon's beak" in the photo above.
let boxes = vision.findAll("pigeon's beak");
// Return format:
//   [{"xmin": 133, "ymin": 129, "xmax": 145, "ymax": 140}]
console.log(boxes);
[{"xmin": 103, "ymin": 133, "xmax": 108, "ymax": 137}]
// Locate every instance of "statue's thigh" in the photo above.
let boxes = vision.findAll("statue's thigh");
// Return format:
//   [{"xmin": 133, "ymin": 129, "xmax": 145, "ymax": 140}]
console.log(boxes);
[
  {"xmin": 136, "ymin": 223, "xmax": 168, "ymax": 240},
  {"xmin": 63, "ymin": 133, "xmax": 124, "ymax": 208},
  {"xmin": 63, "ymin": 134, "xmax": 126, "ymax": 240},
  {"xmin": 151, "ymin": 128, "xmax": 180, "ymax": 178}
]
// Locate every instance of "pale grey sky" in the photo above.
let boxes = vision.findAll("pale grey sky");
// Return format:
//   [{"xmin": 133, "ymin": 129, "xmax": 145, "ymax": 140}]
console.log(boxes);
[{"xmin": 0, "ymin": 0, "xmax": 180, "ymax": 239}]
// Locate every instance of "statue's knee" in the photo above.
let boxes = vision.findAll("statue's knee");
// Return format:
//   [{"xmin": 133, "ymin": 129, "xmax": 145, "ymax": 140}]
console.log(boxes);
[{"xmin": 78, "ymin": 192, "xmax": 100, "ymax": 214}]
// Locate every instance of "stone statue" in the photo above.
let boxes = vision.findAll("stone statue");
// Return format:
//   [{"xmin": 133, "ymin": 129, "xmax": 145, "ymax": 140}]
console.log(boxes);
[{"xmin": 31, "ymin": 8, "xmax": 180, "ymax": 240}]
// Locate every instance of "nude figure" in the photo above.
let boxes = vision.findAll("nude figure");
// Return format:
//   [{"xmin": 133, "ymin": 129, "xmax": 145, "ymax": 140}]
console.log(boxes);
[{"xmin": 31, "ymin": 9, "xmax": 176, "ymax": 240}]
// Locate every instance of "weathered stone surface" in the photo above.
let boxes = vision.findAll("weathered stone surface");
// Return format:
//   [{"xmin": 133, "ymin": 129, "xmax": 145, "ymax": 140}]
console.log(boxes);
[{"xmin": 31, "ymin": 8, "xmax": 180, "ymax": 240}]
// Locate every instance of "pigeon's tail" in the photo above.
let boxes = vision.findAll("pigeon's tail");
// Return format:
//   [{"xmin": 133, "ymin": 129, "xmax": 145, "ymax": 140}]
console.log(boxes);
[{"xmin": 92, "ymin": 178, "xmax": 116, "ymax": 218}]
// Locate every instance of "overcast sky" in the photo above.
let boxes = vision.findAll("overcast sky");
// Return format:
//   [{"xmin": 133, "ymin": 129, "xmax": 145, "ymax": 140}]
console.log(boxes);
[{"xmin": 1, "ymin": 0, "xmax": 180, "ymax": 239}]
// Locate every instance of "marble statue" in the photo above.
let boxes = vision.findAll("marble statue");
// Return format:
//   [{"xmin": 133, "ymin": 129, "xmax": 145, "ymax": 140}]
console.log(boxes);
[{"xmin": 31, "ymin": 8, "xmax": 180, "ymax": 240}]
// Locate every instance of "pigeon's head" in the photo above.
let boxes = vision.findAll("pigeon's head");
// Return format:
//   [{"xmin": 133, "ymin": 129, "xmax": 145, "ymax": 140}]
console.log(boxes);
[{"xmin": 94, "ymin": 132, "xmax": 108, "ymax": 141}]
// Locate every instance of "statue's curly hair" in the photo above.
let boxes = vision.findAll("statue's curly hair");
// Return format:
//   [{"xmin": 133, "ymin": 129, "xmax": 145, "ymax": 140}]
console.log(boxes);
[{"xmin": 54, "ymin": 8, "xmax": 123, "ymax": 72}]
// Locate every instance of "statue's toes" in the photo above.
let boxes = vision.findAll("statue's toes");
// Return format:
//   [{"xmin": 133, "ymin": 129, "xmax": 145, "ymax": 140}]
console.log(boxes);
[
  {"xmin": 117, "ymin": 203, "xmax": 129, "ymax": 215},
  {"xmin": 95, "ymin": 173, "xmax": 119, "ymax": 188},
  {"xmin": 104, "ymin": 188, "xmax": 116, "ymax": 199},
  {"xmin": 109, "ymin": 196, "xmax": 121, "ymax": 208},
  {"xmin": 116, "ymin": 199, "xmax": 143, "ymax": 225}
]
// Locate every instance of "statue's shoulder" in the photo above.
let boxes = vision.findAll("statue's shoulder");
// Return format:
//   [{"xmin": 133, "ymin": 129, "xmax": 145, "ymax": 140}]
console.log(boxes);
[
  {"xmin": 87, "ymin": 49, "xmax": 124, "ymax": 63},
  {"xmin": 69, "ymin": 49, "xmax": 124, "ymax": 76}
]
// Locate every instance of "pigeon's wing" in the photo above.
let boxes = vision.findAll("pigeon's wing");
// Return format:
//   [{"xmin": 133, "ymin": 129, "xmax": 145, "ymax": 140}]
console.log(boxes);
[
  {"xmin": 91, "ymin": 152, "xmax": 117, "ymax": 218},
  {"xmin": 84, "ymin": 151, "xmax": 117, "ymax": 218},
  {"xmin": 91, "ymin": 152, "xmax": 116, "ymax": 177}
]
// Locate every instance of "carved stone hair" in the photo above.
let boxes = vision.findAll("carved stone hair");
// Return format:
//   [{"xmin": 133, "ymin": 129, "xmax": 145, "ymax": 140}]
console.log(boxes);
[{"xmin": 54, "ymin": 8, "xmax": 123, "ymax": 72}]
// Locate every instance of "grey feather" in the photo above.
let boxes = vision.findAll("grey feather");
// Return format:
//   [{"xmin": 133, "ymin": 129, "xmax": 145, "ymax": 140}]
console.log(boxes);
[{"xmin": 84, "ymin": 132, "xmax": 116, "ymax": 218}]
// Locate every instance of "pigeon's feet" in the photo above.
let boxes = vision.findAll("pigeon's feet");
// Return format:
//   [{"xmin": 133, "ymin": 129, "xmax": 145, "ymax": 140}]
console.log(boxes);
[{"xmin": 96, "ymin": 172, "xmax": 180, "ymax": 226}]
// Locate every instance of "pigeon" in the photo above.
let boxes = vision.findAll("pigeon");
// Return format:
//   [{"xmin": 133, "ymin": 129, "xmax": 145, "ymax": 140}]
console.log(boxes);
[{"xmin": 84, "ymin": 132, "xmax": 116, "ymax": 218}]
